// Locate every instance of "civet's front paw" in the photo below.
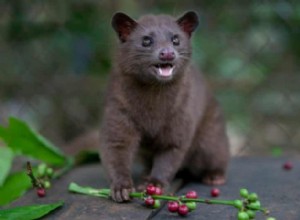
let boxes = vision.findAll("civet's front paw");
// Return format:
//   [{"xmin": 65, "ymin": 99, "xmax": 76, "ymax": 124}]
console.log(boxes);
[{"xmin": 110, "ymin": 178, "xmax": 135, "ymax": 202}]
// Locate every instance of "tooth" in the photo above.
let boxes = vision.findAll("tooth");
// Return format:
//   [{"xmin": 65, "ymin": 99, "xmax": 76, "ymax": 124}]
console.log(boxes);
[
  {"xmin": 170, "ymin": 67, "xmax": 174, "ymax": 75},
  {"xmin": 159, "ymin": 68, "xmax": 162, "ymax": 75}
]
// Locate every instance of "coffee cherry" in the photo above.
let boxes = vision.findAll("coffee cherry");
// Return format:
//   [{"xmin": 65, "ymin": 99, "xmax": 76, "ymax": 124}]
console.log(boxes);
[
  {"xmin": 248, "ymin": 201, "xmax": 261, "ymax": 210},
  {"xmin": 44, "ymin": 181, "xmax": 51, "ymax": 189},
  {"xmin": 37, "ymin": 163, "xmax": 47, "ymax": 178},
  {"xmin": 186, "ymin": 190, "xmax": 198, "ymax": 199},
  {"xmin": 37, "ymin": 188, "xmax": 46, "ymax": 197},
  {"xmin": 248, "ymin": 193, "xmax": 258, "ymax": 202},
  {"xmin": 210, "ymin": 188, "xmax": 220, "ymax": 197},
  {"xmin": 283, "ymin": 161, "xmax": 293, "ymax": 170},
  {"xmin": 186, "ymin": 202, "xmax": 197, "ymax": 211},
  {"xmin": 178, "ymin": 204, "xmax": 189, "ymax": 216},
  {"xmin": 145, "ymin": 197, "xmax": 155, "ymax": 206},
  {"xmin": 168, "ymin": 201, "xmax": 179, "ymax": 212},
  {"xmin": 46, "ymin": 168, "xmax": 54, "ymax": 178},
  {"xmin": 153, "ymin": 200, "xmax": 161, "ymax": 209},
  {"xmin": 233, "ymin": 199, "xmax": 243, "ymax": 210},
  {"xmin": 146, "ymin": 184, "xmax": 156, "ymax": 195},
  {"xmin": 155, "ymin": 187, "xmax": 163, "ymax": 195},
  {"xmin": 237, "ymin": 211, "xmax": 249, "ymax": 220},
  {"xmin": 246, "ymin": 210, "xmax": 256, "ymax": 219},
  {"xmin": 239, "ymin": 188, "xmax": 249, "ymax": 198}
]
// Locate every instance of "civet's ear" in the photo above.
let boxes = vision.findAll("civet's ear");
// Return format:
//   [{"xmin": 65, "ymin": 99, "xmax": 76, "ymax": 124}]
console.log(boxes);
[
  {"xmin": 112, "ymin": 12, "xmax": 138, "ymax": 43},
  {"xmin": 177, "ymin": 11, "xmax": 199, "ymax": 38}
]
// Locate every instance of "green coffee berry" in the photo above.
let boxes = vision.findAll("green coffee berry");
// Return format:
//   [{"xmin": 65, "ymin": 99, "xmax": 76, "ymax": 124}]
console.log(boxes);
[
  {"xmin": 186, "ymin": 202, "xmax": 197, "ymax": 211},
  {"xmin": 248, "ymin": 201, "xmax": 261, "ymax": 210},
  {"xmin": 37, "ymin": 163, "xmax": 47, "ymax": 177},
  {"xmin": 248, "ymin": 193, "xmax": 258, "ymax": 202},
  {"xmin": 153, "ymin": 200, "xmax": 161, "ymax": 209},
  {"xmin": 233, "ymin": 200, "xmax": 243, "ymax": 210},
  {"xmin": 237, "ymin": 211, "xmax": 249, "ymax": 220},
  {"xmin": 44, "ymin": 181, "xmax": 51, "ymax": 189},
  {"xmin": 46, "ymin": 167, "xmax": 54, "ymax": 178},
  {"xmin": 239, "ymin": 188, "xmax": 249, "ymax": 198},
  {"xmin": 246, "ymin": 210, "xmax": 255, "ymax": 219}
]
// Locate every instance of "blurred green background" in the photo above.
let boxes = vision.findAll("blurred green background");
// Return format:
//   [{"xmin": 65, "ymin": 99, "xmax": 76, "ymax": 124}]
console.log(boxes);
[{"xmin": 0, "ymin": 0, "xmax": 299, "ymax": 156}]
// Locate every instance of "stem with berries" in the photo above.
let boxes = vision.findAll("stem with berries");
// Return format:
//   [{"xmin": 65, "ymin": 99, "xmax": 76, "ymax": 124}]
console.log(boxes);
[
  {"xmin": 68, "ymin": 182, "xmax": 276, "ymax": 220},
  {"xmin": 26, "ymin": 159, "xmax": 74, "ymax": 198}
]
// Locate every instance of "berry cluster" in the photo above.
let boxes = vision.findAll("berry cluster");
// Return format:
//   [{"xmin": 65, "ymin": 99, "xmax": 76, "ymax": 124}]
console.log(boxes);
[
  {"xmin": 26, "ymin": 162, "xmax": 55, "ymax": 198},
  {"xmin": 142, "ymin": 185, "xmax": 276, "ymax": 219},
  {"xmin": 144, "ymin": 184, "xmax": 162, "ymax": 208},
  {"xmin": 234, "ymin": 188, "xmax": 274, "ymax": 220},
  {"xmin": 144, "ymin": 186, "xmax": 199, "ymax": 216},
  {"xmin": 35, "ymin": 163, "xmax": 54, "ymax": 197},
  {"xmin": 167, "ymin": 190, "xmax": 198, "ymax": 216}
]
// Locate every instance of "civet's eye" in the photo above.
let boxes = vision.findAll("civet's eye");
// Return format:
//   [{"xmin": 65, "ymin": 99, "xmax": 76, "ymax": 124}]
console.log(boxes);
[
  {"xmin": 172, "ymin": 35, "xmax": 180, "ymax": 46},
  {"xmin": 142, "ymin": 36, "xmax": 153, "ymax": 47}
]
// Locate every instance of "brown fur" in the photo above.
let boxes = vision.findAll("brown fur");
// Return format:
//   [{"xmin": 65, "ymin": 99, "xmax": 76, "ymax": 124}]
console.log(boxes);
[{"xmin": 99, "ymin": 11, "xmax": 230, "ymax": 202}]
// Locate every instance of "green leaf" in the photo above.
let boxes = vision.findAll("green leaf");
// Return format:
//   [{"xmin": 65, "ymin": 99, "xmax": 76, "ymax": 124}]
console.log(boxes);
[
  {"xmin": 0, "ymin": 201, "xmax": 63, "ymax": 220},
  {"xmin": 0, "ymin": 147, "xmax": 14, "ymax": 186},
  {"xmin": 0, "ymin": 117, "xmax": 66, "ymax": 166},
  {"xmin": 0, "ymin": 171, "xmax": 32, "ymax": 206}
]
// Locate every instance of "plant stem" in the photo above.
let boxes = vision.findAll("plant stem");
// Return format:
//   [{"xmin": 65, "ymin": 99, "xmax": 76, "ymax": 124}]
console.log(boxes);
[
  {"xmin": 128, "ymin": 192, "xmax": 235, "ymax": 206},
  {"xmin": 70, "ymin": 187, "xmax": 234, "ymax": 207},
  {"xmin": 181, "ymin": 198, "xmax": 235, "ymax": 206},
  {"xmin": 152, "ymin": 195, "xmax": 179, "ymax": 201},
  {"xmin": 26, "ymin": 161, "xmax": 43, "ymax": 188},
  {"xmin": 127, "ymin": 192, "xmax": 143, "ymax": 199}
]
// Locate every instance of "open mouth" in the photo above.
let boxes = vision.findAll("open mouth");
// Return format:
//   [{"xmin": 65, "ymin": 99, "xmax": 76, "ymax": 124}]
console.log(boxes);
[{"xmin": 154, "ymin": 63, "xmax": 174, "ymax": 77}]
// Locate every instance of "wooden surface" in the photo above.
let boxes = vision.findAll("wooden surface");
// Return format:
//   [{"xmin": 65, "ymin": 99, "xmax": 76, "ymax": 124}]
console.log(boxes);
[{"xmin": 10, "ymin": 157, "xmax": 300, "ymax": 220}]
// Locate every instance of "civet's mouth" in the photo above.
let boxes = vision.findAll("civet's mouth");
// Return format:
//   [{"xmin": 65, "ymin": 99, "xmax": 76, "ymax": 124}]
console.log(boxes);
[{"xmin": 154, "ymin": 63, "xmax": 174, "ymax": 77}]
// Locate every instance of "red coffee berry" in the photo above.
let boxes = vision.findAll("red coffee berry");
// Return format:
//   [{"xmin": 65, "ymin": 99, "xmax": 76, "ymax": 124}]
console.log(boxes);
[
  {"xmin": 37, "ymin": 188, "xmax": 46, "ymax": 197},
  {"xmin": 145, "ymin": 197, "xmax": 155, "ymax": 206},
  {"xmin": 146, "ymin": 184, "xmax": 156, "ymax": 195},
  {"xmin": 168, "ymin": 201, "xmax": 179, "ymax": 212},
  {"xmin": 155, "ymin": 187, "xmax": 163, "ymax": 195},
  {"xmin": 210, "ymin": 188, "xmax": 220, "ymax": 197},
  {"xmin": 178, "ymin": 204, "xmax": 189, "ymax": 216},
  {"xmin": 283, "ymin": 161, "xmax": 293, "ymax": 170},
  {"xmin": 186, "ymin": 190, "xmax": 198, "ymax": 198}
]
